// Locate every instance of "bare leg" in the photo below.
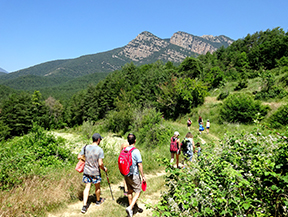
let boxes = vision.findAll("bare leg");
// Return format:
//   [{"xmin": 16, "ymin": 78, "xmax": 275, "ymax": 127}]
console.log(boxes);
[
  {"xmin": 94, "ymin": 182, "xmax": 101, "ymax": 201},
  {"xmin": 127, "ymin": 190, "xmax": 141, "ymax": 209},
  {"xmin": 176, "ymin": 154, "xmax": 179, "ymax": 168},
  {"xmin": 170, "ymin": 152, "xmax": 174, "ymax": 163},
  {"xmin": 83, "ymin": 183, "xmax": 91, "ymax": 206}
]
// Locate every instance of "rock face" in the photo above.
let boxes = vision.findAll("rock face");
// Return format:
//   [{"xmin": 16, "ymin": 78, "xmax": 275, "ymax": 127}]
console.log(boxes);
[
  {"xmin": 116, "ymin": 31, "xmax": 233, "ymax": 64},
  {"xmin": 170, "ymin": 31, "xmax": 234, "ymax": 55}
]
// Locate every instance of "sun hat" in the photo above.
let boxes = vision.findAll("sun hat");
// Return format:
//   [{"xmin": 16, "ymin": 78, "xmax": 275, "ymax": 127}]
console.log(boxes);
[{"xmin": 174, "ymin": 131, "xmax": 180, "ymax": 136}]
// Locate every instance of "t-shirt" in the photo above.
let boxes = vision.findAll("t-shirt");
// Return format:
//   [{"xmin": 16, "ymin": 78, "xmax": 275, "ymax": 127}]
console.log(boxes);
[
  {"xmin": 206, "ymin": 122, "xmax": 210, "ymax": 128},
  {"xmin": 187, "ymin": 120, "xmax": 191, "ymax": 126},
  {"xmin": 79, "ymin": 144, "xmax": 104, "ymax": 176},
  {"xmin": 125, "ymin": 145, "xmax": 142, "ymax": 176}
]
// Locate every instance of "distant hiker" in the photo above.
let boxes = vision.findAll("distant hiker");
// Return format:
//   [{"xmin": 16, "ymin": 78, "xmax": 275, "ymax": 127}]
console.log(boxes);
[
  {"xmin": 181, "ymin": 132, "xmax": 195, "ymax": 162},
  {"xmin": 199, "ymin": 123, "xmax": 204, "ymax": 134},
  {"xmin": 121, "ymin": 133, "xmax": 145, "ymax": 217},
  {"xmin": 206, "ymin": 119, "xmax": 210, "ymax": 134},
  {"xmin": 196, "ymin": 142, "xmax": 201, "ymax": 159},
  {"xmin": 78, "ymin": 133, "xmax": 107, "ymax": 214},
  {"xmin": 187, "ymin": 118, "xmax": 192, "ymax": 130},
  {"xmin": 120, "ymin": 142, "xmax": 129, "ymax": 196},
  {"xmin": 170, "ymin": 131, "xmax": 181, "ymax": 168},
  {"xmin": 198, "ymin": 116, "xmax": 203, "ymax": 125}
]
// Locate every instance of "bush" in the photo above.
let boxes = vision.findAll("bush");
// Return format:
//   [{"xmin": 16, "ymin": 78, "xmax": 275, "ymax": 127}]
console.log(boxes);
[
  {"xmin": 152, "ymin": 130, "xmax": 288, "ymax": 216},
  {"xmin": 268, "ymin": 104, "xmax": 288, "ymax": 128},
  {"xmin": 0, "ymin": 124, "xmax": 75, "ymax": 190},
  {"xmin": 220, "ymin": 93, "xmax": 270, "ymax": 124}
]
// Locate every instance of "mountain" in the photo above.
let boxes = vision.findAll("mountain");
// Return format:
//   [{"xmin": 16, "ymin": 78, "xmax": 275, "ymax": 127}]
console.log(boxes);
[
  {"xmin": 0, "ymin": 31, "xmax": 234, "ymax": 94},
  {"xmin": 0, "ymin": 67, "xmax": 8, "ymax": 75}
]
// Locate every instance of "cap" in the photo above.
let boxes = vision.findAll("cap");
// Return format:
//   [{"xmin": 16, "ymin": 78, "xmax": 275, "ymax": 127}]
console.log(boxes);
[
  {"xmin": 174, "ymin": 131, "xmax": 180, "ymax": 136},
  {"xmin": 92, "ymin": 133, "xmax": 103, "ymax": 141}
]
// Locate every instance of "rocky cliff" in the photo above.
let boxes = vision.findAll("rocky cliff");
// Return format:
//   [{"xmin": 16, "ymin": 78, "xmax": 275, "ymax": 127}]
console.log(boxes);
[{"xmin": 115, "ymin": 31, "xmax": 233, "ymax": 64}]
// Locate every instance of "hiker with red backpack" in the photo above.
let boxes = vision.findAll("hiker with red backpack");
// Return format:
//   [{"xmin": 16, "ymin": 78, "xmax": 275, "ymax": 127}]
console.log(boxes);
[
  {"xmin": 118, "ymin": 133, "xmax": 146, "ymax": 217},
  {"xmin": 78, "ymin": 133, "xmax": 107, "ymax": 214},
  {"xmin": 170, "ymin": 131, "xmax": 181, "ymax": 168}
]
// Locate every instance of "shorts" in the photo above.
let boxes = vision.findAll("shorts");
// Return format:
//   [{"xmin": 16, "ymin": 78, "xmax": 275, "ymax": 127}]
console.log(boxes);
[
  {"xmin": 124, "ymin": 175, "xmax": 141, "ymax": 193},
  {"xmin": 83, "ymin": 174, "xmax": 102, "ymax": 184},
  {"xmin": 206, "ymin": 127, "xmax": 210, "ymax": 129}
]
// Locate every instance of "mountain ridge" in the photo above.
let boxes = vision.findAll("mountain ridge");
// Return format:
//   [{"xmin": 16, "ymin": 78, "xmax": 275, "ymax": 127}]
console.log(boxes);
[{"xmin": 0, "ymin": 31, "xmax": 234, "ymax": 90}]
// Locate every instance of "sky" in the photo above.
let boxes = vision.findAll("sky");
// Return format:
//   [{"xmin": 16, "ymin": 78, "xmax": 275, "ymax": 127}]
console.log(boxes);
[{"xmin": 1, "ymin": 0, "xmax": 288, "ymax": 73}]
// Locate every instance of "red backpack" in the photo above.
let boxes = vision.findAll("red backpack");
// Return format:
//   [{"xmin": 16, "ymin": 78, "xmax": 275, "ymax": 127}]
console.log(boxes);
[
  {"xmin": 170, "ymin": 137, "xmax": 178, "ymax": 152},
  {"xmin": 118, "ymin": 147, "xmax": 136, "ymax": 176}
]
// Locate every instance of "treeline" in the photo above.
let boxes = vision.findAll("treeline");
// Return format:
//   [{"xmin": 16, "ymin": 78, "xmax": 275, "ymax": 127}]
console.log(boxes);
[{"xmin": 1, "ymin": 27, "xmax": 288, "ymax": 140}]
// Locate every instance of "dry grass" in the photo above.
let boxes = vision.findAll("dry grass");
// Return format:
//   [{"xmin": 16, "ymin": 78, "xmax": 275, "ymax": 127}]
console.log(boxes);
[{"xmin": 0, "ymin": 170, "xmax": 83, "ymax": 217}]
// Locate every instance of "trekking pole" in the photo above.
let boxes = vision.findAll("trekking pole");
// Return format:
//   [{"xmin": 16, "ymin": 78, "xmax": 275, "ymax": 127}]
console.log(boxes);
[{"xmin": 105, "ymin": 170, "xmax": 114, "ymax": 200}]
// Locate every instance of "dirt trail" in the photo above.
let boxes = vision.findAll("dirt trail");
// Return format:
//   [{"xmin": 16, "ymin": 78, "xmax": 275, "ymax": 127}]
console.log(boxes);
[{"xmin": 47, "ymin": 171, "xmax": 166, "ymax": 217}]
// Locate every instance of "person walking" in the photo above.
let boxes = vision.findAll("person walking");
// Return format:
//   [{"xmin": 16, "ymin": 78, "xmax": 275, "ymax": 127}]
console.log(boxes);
[
  {"xmin": 206, "ymin": 119, "xmax": 210, "ymax": 134},
  {"xmin": 120, "ymin": 142, "xmax": 129, "ymax": 196},
  {"xmin": 181, "ymin": 132, "xmax": 195, "ymax": 163},
  {"xmin": 78, "ymin": 133, "xmax": 107, "ymax": 214},
  {"xmin": 170, "ymin": 131, "xmax": 181, "ymax": 168},
  {"xmin": 124, "ymin": 133, "xmax": 146, "ymax": 217},
  {"xmin": 198, "ymin": 116, "xmax": 203, "ymax": 125},
  {"xmin": 187, "ymin": 118, "xmax": 192, "ymax": 130}
]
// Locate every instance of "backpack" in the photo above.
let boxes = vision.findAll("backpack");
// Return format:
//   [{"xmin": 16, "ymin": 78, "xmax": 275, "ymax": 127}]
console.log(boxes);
[
  {"xmin": 118, "ymin": 147, "xmax": 135, "ymax": 176},
  {"xmin": 199, "ymin": 124, "xmax": 204, "ymax": 131},
  {"xmin": 170, "ymin": 137, "xmax": 178, "ymax": 152},
  {"xmin": 187, "ymin": 120, "xmax": 191, "ymax": 125},
  {"xmin": 181, "ymin": 138, "xmax": 191, "ymax": 152}
]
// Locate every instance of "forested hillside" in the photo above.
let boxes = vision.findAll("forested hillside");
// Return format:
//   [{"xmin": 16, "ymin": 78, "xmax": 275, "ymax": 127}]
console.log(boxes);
[{"xmin": 0, "ymin": 27, "xmax": 287, "ymax": 140}]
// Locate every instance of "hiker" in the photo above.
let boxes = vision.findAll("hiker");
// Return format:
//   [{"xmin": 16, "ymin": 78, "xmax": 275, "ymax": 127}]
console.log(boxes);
[
  {"xmin": 120, "ymin": 142, "xmax": 129, "ymax": 196},
  {"xmin": 170, "ymin": 131, "xmax": 181, "ymax": 168},
  {"xmin": 124, "ymin": 133, "xmax": 146, "ymax": 217},
  {"xmin": 206, "ymin": 119, "xmax": 210, "ymax": 134},
  {"xmin": 78, "ymin": 133, "xmax": 107, "ymax": 214},
  {"xmin": 181, "ymin": 132, "xmax": 195, "ymax": 162},
  {"xmin": 196, "ymin": 142, "xmax": 202, "ymax": 160},
  {"xmin": 198, "ymin": 116, "xmax": 203, "ymax": 125},
  {"xmin": 187, "ymin": 118, "xmax": 192, "ymax": 130},
  {"xmin": 199, "ymin": 122, "xmax": 204, "ymax": 134}
]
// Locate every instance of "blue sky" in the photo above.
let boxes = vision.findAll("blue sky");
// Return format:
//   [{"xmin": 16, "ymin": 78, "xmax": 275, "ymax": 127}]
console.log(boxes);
[{"xmin": 1, "ymin": 0, "xmax": 287, "ymax": 73}]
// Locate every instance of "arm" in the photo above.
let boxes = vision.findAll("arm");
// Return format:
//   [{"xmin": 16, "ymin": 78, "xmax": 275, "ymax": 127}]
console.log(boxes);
[
  {"xmin": 138, "ymin": 163, "xmax": 146, "ymax": 182},
  {"xmin": 98, "ymin": 158, "xmax": 107, "ymax": 172}
]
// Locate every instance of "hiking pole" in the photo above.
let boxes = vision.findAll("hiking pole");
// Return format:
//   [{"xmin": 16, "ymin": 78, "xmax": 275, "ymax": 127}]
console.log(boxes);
[{"xmin": 105, "ymin": 170, "xmax": 114, "ymax": 200}]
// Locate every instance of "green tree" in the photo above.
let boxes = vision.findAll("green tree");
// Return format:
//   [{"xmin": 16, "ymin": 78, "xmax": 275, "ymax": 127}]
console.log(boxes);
[
  {"xmin": 220, "ymin": 93, "xmax": 270, "ymax": 123},
  {"xmin": 178, "ymin": 57, "xmax": 203, "ymax": 79}
]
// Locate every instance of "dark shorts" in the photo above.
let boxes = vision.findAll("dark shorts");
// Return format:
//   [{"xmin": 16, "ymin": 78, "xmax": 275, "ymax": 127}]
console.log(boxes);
[
  {"xmin": 206, "ymin": 127, "xmax": 210, "ymax": 129},
  {"xmin": 83, "ymin": 174, "xmax": 102, "ymax": 184},
  {"xmin": 124, "ymin": 175, "xmax": 141, "ymax": 193}
]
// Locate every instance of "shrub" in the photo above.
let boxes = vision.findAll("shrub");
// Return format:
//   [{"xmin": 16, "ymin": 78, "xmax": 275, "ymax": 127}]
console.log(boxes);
[
  {"xmin": 152, "ymin": 130, "xmax": 288, "ymax": 216},
  {"xmin": 268, "ymin": 104, "xmax": 288, "ymax": 128},
  {"xmin": 220, "ymin": 93, "xmax": 270, "ymax": 124},
  {"xmin": 0, "ymin": 124, "xmax": 75, "ymax": 190}
]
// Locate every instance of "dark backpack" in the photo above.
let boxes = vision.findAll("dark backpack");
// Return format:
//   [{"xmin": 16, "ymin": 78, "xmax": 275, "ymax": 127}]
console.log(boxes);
[
  {"xmin": 170, "ymin": 137, "xmax": 178, "ymax": 152},
  {"xmin": 181, "ymin": 138, "xmax": 192, "ymax": 152},
  {"xmin": 118, "ymin": 147, "xmax": 135, "ymax": 176}
]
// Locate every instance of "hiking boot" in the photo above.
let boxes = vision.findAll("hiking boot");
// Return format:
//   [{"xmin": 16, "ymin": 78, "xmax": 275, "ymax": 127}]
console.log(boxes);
[
  {"xmin": 81, "ymin": 205, "xmax": 88, "ymax": 214},
  {"xmin": 95, "ymin": 198, "xmax": 105, "ymax": 206},
  {"xmin": 133, "ymin": 203, "xmax": 143, "ymax": 213},
  {"xmin": 126, "ymin": 206, "xmax": 133, "ymax": 217}
]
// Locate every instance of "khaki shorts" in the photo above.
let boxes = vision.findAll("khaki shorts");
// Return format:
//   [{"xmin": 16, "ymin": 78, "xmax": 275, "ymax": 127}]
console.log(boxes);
[{"xmin": 124, "ymin": 175, "xmax": 141, "ymax": 193}]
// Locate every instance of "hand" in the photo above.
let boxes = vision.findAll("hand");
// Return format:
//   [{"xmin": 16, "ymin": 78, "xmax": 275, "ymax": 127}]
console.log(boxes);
[
  {"xmin": 104, "ymin": 166, "xmax": 108, "ymax": 172},
  {"xmin": 142, "ymin": 176, "xmax": 146, "ymax": 183}
]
